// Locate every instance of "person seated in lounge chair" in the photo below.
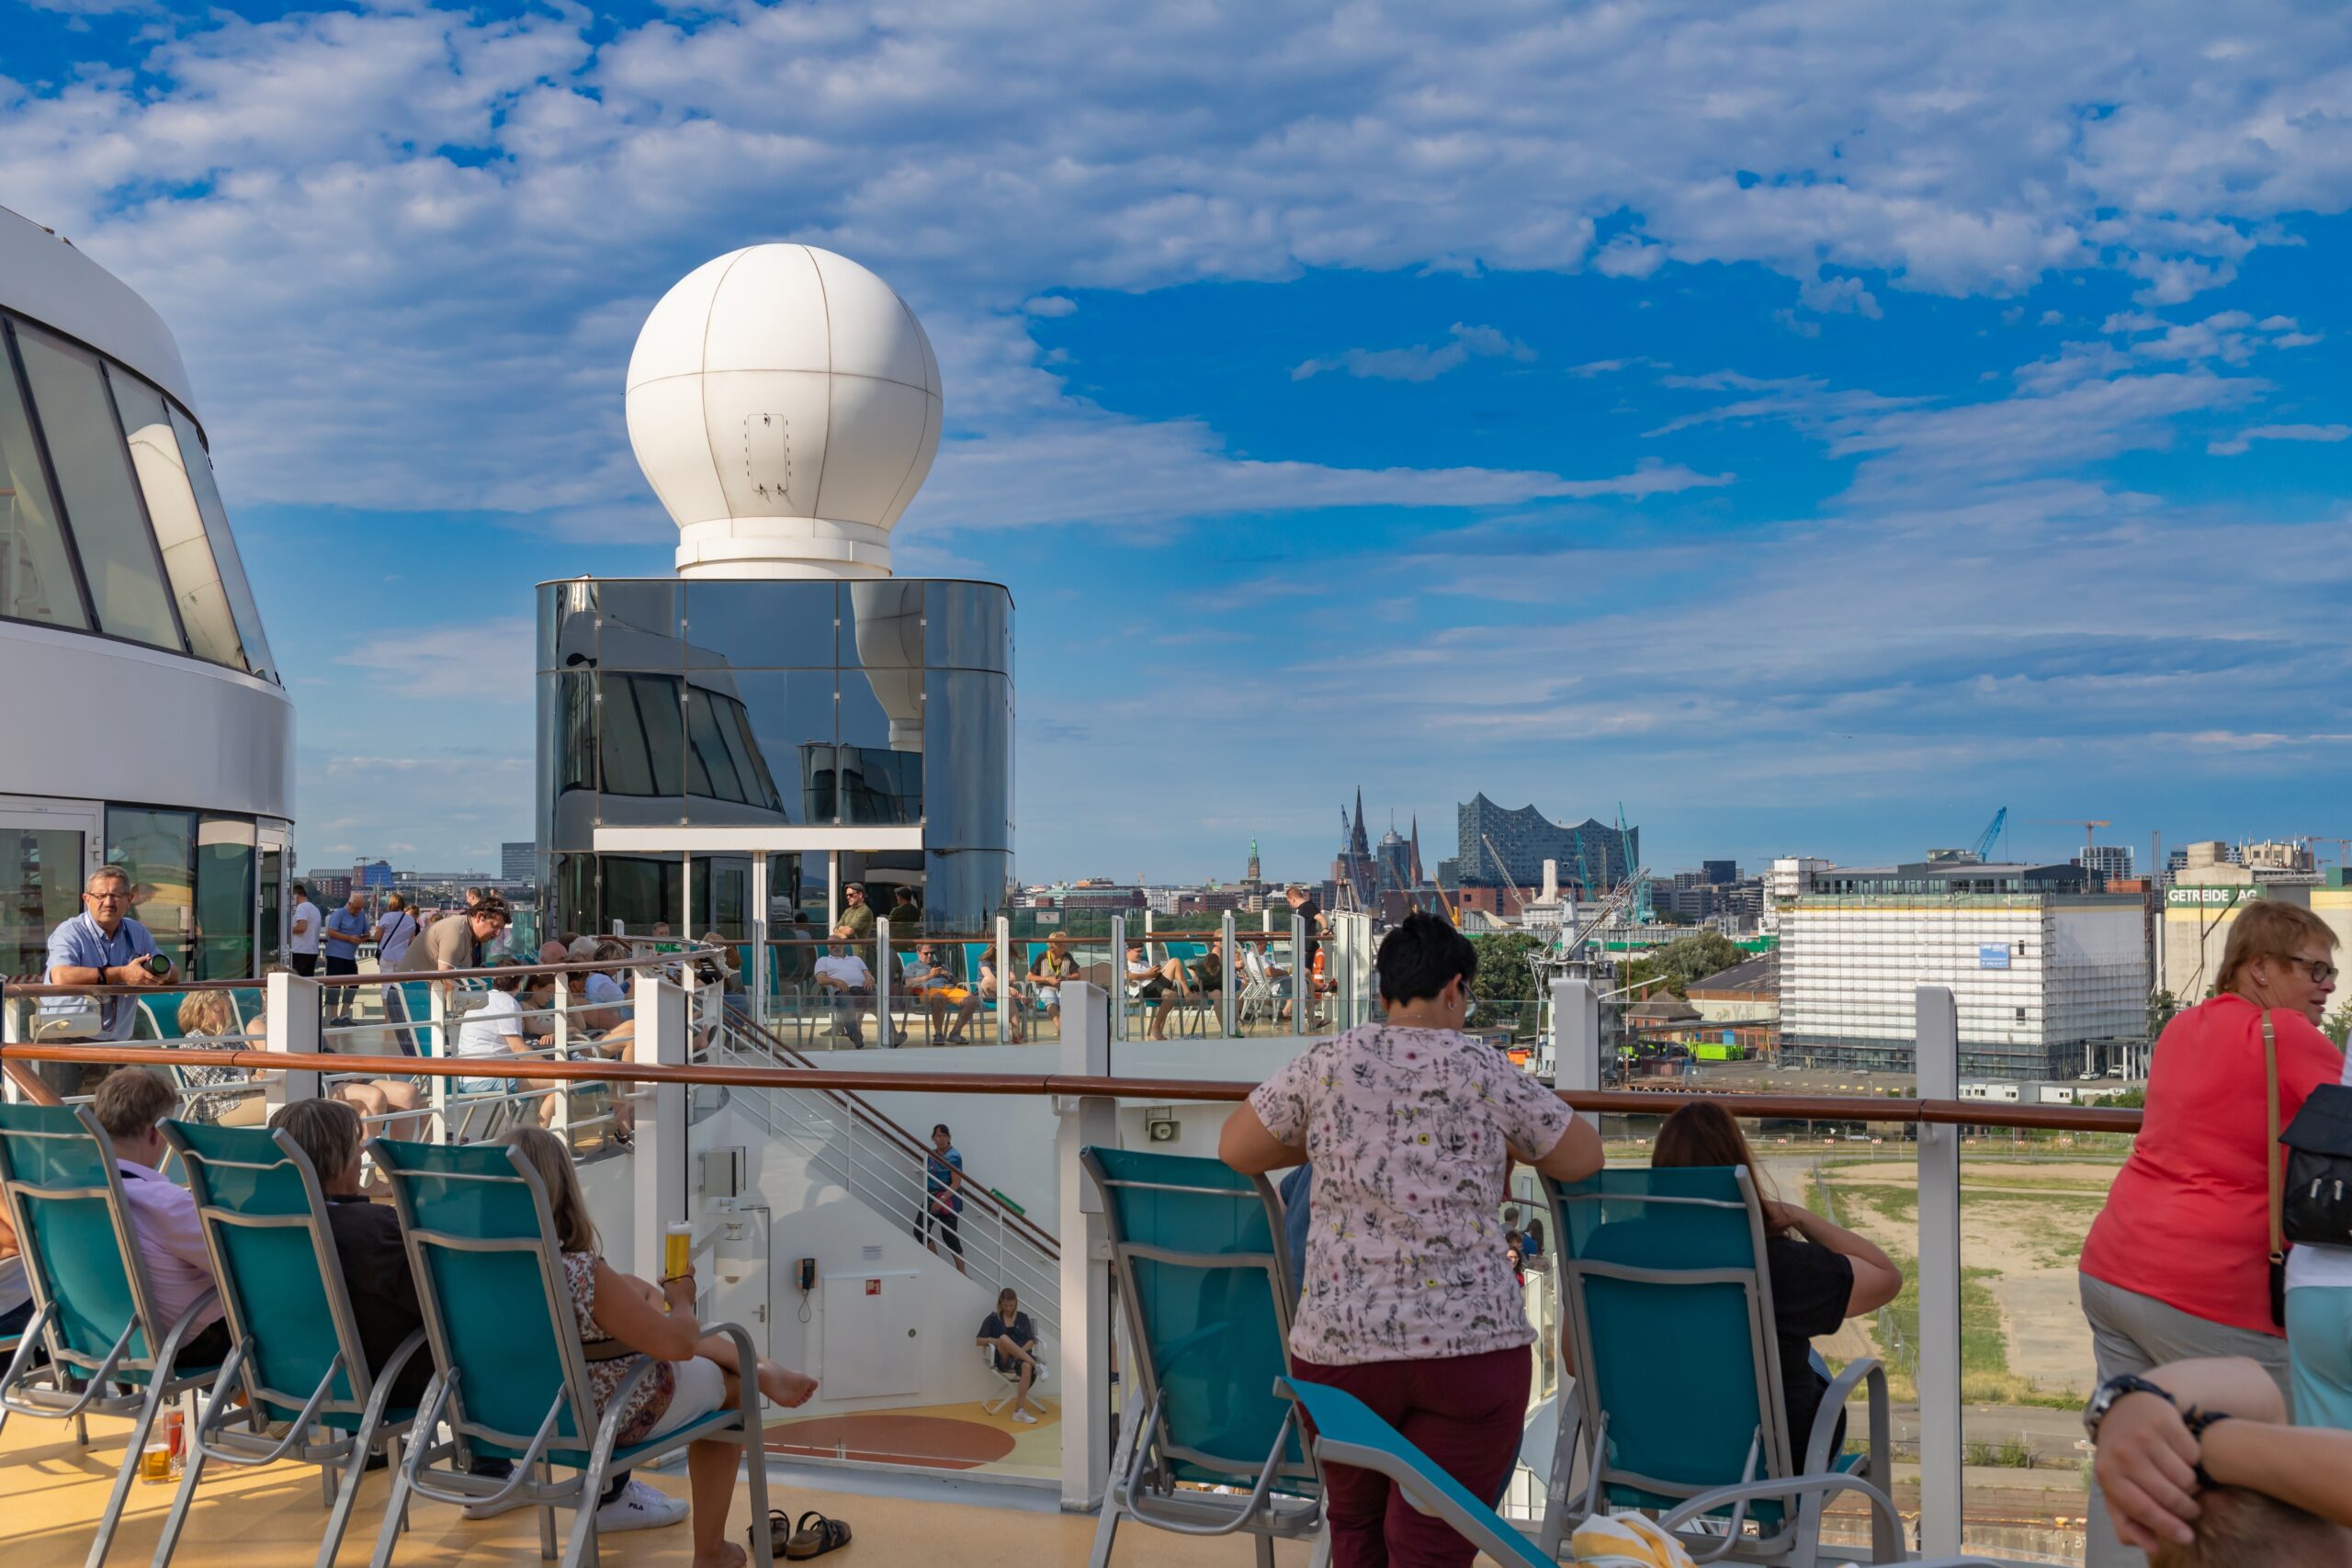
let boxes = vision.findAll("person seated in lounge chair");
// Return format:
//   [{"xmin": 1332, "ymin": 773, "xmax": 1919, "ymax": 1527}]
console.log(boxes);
[{"xmin": 1646, "ymin": 1101, "xmax": 1903, "ymax": 1453}]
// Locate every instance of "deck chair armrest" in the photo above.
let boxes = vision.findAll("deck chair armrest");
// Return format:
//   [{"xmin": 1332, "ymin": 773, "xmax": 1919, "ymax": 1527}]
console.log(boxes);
[
  {"xmin": 1803, "ymin": 1355, "xmax": 1887, "ymax": 1477},
  {"xmin": 197, "ymin": 1340, "xmax": 350, "ymax": 1465},
  {"xmin": 1657, "ymin": 1470, "xmax": 1904, "ymax": 1558}
]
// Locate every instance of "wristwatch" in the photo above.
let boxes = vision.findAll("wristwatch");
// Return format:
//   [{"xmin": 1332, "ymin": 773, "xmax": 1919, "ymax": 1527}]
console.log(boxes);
[
  {"xmin": 2085, "ymin": 1372, "xmax": 2176, "ymax": 1442},
  {"xmin": 2184, "ymin": 1406, "xmax": 2233, "ymax": 1489}
]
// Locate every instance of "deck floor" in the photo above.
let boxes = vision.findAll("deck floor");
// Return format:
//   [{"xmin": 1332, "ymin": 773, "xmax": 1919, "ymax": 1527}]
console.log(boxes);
[{"xmin": 1, "ymin": 1402, "xmax": 1317, "ymax": 1568}]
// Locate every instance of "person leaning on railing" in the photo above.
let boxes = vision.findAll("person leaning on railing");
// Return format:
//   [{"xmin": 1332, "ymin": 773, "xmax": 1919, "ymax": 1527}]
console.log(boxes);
[
  {"xmin": 2078, "ymin": 901, "xmax": 2343, "ymax": 1564},
  {"xmin": 1219, "ymin": 911, "xmax": 1604, "ymax": 1568}
]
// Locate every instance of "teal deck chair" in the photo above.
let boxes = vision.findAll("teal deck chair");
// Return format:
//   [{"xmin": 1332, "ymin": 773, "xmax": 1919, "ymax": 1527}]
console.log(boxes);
[
  {"xmin": 1278, "ymin": 1379, "xmax": 1996, "ymax": 1568},
  {"xmin": 362, "ymin": 1136, "xmax": 774, "ymax": 1568},
  {"xmin": 150, "ymin": 1120, "xmax": 431, "ymax": 1568},
  {"xmin": 0, "ymin": 1103, "xmax": 227, "ymax": 1568},
  {"xmin": 1542, "ymin": 1167, "xmax": 1900, "ymax": 1567},
  {"xmin": 1080, "ymin": 1146, "xmax": 1320, "ymax": 1568}
]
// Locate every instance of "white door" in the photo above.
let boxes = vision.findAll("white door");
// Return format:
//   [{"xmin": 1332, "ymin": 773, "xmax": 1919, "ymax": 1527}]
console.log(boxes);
[
  {"xmin": 0, "ymin": 796, "xmax": 101, "ymax": 982},
  {"xmin": 255, "ymin": 821, "xmax": 290, "ymax": 970}
]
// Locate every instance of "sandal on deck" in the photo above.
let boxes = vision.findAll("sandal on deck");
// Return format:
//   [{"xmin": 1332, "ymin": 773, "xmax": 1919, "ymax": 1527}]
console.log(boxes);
[{"xmin": 785, "ymin": 1510, "xmax": 852, "ymax": 1560}]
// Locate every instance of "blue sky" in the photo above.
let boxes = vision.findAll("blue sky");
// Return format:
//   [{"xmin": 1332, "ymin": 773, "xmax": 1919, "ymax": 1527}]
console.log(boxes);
[{"xmin": 6, "ymin": 1, "xmax": 2349, "ymax": 880}]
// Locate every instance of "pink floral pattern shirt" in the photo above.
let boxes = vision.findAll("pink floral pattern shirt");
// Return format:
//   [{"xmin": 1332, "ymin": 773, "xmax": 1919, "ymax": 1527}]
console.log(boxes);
[{"xmin": 1250, "ymin": 1023, "xmax": 1572, "ymax": 1367}]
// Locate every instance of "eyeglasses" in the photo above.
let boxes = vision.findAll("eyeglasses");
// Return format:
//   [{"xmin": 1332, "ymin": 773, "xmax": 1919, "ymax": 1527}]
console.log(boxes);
[
  {"xmin": 2277, "ymin": 956, "xmax": 2340, "ymax": 985},
  {"xmin": 86, "ymin": 892, "xmax": 129, "ymax": 903}
]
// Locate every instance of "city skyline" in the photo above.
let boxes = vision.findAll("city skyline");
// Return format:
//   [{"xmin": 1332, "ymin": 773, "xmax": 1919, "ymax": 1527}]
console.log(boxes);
[{"xmin": 7, "ymin": 4, "xmax": 2347, "ymax": 877}]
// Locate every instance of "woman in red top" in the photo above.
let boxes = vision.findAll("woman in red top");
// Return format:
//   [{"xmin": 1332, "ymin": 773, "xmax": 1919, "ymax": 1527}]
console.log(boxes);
[{"xmin": 2077, "ymin": 899, "xmax": 2341, "ymax": 1566}]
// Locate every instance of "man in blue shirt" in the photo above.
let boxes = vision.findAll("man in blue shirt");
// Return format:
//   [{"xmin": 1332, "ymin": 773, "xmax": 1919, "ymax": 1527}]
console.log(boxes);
[
  {"xmin": 322, "ymin": 891, "xmax": 372, "ymax": 1021},
  {"xmin": 44, "ymin": 865, "xmax": 173, "ymax": 1074},
  {"xmin": 916, "ymin": 1122, "xmax": 967, "ymax": 1274}
]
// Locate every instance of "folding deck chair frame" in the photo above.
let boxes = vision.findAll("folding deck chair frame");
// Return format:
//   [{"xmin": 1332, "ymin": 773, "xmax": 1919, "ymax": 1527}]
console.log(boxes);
[
  {"xmin": 360, "ymin": 1135, "xmax": 773, "ymax": 1568},
  {"xmin": 0, "ymin": 1103, "xmax": 228, "ymax": 1568},
  {"xmin": 1080, "ymin": 1146, "xmax": 1323, "ymax": 1568},
  {"xmin": 1542, "ymin": 1166, "xmax": 1902, "ymax": 1567},
  {"xmin": 152, "ymin": 1119, "xmax": 431, "ymax": 1568}
]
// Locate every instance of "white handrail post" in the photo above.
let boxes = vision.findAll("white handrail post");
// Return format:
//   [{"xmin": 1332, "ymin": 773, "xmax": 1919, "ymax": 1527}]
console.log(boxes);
[
  {"xmin": 1057, "ymin": 980, "xmax": 1114, "ymax": 1513},
  {"xmin": 1220, "ymin": 911, "xmax": 1238, "ymax": 1038},
  {"xmin": 426, "ymin": 982, "xmax": 450, "ymax": 1138},
  {"xmin": 1916, "ymin": 984, "xmax": 1962, "ymax": 1560},
  {"xmin": 550, "ymin": 973, "xmax": 572, "ymax": 1136},
  {"xmin": 750, "ymin": 852, "xmax": 771, "ymax": 1030},
  {"xmin": 265, "ymin": 969, "xmax": 322, "ymax": 1110},
  {"xmin": 1109, "ymin": 915, "xmax": 1126, "ymax": 1042},
  {"xmin": 1550, "ymin": 979, "xmax": 1599, "ymax": 1128},
  {"xmin": 874, "ymin": 915, "xmax": 891, "ymax": 1050},
  {"xmin": 633, "ymin": 975, "xmax": 689, "ymax": 1285},
  {"xmin": 996, "ymin": 915, "xmax": 1013, "ymax": 1045}
]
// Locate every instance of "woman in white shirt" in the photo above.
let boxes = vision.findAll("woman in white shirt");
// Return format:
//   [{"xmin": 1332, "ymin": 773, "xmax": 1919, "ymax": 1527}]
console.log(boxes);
[{"xmin": 456, "ymin": 962, "xmax": 554, "ymax": 1126}]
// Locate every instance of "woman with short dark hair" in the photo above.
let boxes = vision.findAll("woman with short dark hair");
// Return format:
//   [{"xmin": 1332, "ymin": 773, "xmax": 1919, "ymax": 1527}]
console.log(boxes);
[{"xmin": 1220, "ymin": 912, "xmax": 1602, "ymax": 1568}]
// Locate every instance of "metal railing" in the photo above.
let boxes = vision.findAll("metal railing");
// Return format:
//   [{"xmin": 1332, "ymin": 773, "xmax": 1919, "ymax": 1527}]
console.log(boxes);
[{"xmin": 2, "ymin": 976, "xmax": 2136, "ymax": 1560}]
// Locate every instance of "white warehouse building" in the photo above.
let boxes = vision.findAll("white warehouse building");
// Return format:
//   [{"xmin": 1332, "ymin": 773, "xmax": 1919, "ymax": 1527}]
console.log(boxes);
[{"xmin": 1780, "ymin": 861, "xmax": 2149, "ymax": 1078}]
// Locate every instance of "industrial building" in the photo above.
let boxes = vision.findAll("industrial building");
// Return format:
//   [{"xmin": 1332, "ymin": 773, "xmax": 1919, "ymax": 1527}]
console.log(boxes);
[{"xmin": 1780, "ymin": 860, "xmax": 2148, "ymax": 1078}]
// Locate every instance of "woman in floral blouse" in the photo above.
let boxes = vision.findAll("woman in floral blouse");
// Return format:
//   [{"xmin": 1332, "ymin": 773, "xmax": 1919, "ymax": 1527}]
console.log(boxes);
[{"xmin": 1222, "ymin": 912, "xmax": 1601, "ymax": 1568}]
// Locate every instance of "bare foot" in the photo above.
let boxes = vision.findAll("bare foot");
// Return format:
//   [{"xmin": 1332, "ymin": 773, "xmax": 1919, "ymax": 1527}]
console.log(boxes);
[
  {"xmin": 758, "ymin": 1365, "xmax": 819, "ymax": 1408},
  {"xmin": 694, "ymin": 1541, "xmax": 748, "ymax": 1568}
]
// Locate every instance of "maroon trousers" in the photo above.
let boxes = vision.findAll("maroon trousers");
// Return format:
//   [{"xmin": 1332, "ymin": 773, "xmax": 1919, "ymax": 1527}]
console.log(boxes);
[{"xmin": 1292, "ymin": 1344, "xmax": 1532, "ymax": 1568}]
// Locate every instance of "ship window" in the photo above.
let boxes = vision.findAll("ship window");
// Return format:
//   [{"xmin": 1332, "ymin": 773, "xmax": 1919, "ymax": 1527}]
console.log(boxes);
[
  {"xmin": 0, "ymin": 325, "xmax": 89, "ymax": 631},
  {"xmin": 107, "ymin": 368, "xmax": 246, "ymax": 671},
  {"xmin": 166, "ymin": 403, "xmax": 276, "ymax": 682},
  {"xmin": 13, "ymin": 323, "xmax": 182, "ymax": 651}
]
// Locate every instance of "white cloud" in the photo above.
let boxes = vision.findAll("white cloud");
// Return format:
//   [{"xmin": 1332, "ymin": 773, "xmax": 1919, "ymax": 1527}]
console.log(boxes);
[
  {"xmin": 329, "ymin": 617, "xmax": 535, "ymax": 703},
  {"xmin": 2208, "ymin": 423, "xmax": 2352, "ymax": 457},
  {"xmin": 2, "ymin": 0, "xmax": 2346, "ymax": 544},
  {"xmin": 1293, "ymin": 321, "xmax": 1536, "ymax": 382}
]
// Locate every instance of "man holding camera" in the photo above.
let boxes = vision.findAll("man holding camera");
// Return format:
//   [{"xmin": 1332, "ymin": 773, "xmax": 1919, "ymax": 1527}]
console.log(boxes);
[{"xmin": 44, "ymin": 864, "xmax": 174, "ymax": 1041}]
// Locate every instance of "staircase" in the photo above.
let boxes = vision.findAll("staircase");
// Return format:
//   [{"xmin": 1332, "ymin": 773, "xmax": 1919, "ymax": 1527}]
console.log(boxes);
[{"xmin": 708, "ymin": 1010, "xmax": 1061, "ymax": 1341}]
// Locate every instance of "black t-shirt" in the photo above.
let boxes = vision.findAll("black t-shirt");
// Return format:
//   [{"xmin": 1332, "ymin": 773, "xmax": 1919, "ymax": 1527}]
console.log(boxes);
[
  {"xmin": 1764, "ymin": 1235, "xmax": 1854, "ymax": 1455},
  {"xmin": 323, "ymin": 1194, "xmax": 434, "ymax": 1408},
  {"xmin": 978, "ymin": 1310, "xmax": 1035, "ymax": 1372},
  {"xmin": 1292, "ymin": 899, "xmax": 1323, "ymax": 965}
]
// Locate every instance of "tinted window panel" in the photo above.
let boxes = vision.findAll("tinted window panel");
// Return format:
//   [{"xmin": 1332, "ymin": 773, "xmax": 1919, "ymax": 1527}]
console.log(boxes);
[
  {"xmin": 166, "ymin": 403, "xmax": 274, "ymax": 681},
  {"xmin": 14, "ymin": 325, "xmax": 181, "ymax": 649},
  {"xmin": 840, "ymin": 580, "xmax": 922, "ymax": 669},
  {"xmin": 685, "ymin": 580, "xmax": 835, "ymax": 668},
  {"xmin": 839, "ymin": 666, "xmax": 922, "ymax": 825},
  {"xmin": 730, "ymin": 671, "xmax": 836, "ymax": 824},
  {"xmin": 922, "ymin": 671, "xmax": 1011, "ymax": 850},
  {"xmin": 924, "ymin": 582, "xmax": 1011, "ymax": 672},
  {"xmin": 598, "ymin": 581, "xmax": 679, "ymax": 669},
  {"xmin": 110, "ymin": 370, "xmax": 245, "ymax": 671},
  {"xmin": 0, "ymin": 331, "xmax": 87, "ymax": 629},
  {"xmin": 107, "ymin": 805, "xmax": 198, "ymax": 977}
]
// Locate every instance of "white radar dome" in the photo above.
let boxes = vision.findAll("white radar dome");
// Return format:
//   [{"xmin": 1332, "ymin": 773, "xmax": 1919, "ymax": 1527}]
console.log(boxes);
[{"xmin": 626, "ymin": 244, "xmax": 942, "ymax": 580}]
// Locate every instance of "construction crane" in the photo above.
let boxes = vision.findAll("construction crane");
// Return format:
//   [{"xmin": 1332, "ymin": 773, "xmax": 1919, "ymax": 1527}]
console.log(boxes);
[
  {"xmin": 1481, "ymin": 835, "xmax": 1530, "ymax": 925},
  {"xmin": 2032, "ymin": 818, "xmax": 2112, "ymax": 866},
  {"xmin": 1971, "ymin": 807, "xmax": 2007, "ymax": 863},
  {"xmin": 1616, "ymin": 802, "xmax": 1652, "ymax": 924}
]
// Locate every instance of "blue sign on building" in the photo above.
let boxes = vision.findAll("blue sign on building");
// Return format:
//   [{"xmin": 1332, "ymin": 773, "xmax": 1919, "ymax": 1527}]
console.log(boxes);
[{"xmin": 1978, "ymin": 943, "xmax": 2010, "ymax": 970}]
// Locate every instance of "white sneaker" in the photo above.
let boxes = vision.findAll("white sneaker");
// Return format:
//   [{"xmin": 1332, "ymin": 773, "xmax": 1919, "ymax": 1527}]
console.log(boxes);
[
  {"xmin": 596, "ymin": 1478, "xmax": 689, "ymax": 1532},
  {"xmin": 1011, "ymin": 1408, "xmax": 1039, "ymax": 1425}
]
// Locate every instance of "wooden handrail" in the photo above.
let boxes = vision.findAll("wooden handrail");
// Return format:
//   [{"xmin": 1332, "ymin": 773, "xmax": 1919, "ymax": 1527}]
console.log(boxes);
[{"xmin": 0, "ymin": 1040, "xmax": 2145, "ymax": 1134}]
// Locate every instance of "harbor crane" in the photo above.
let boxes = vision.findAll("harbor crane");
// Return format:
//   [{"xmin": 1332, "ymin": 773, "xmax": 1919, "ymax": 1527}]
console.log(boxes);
[
  {"xmin": 2031, "ymin": 818, "xmax": 2114, "ymax": 867},
  {"xmin": 1970, "ymin": 807, "xmax": 2007, "ymax": 863}
]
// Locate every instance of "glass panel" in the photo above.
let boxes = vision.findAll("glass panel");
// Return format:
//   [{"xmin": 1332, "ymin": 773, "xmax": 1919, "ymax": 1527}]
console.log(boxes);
[
  {"xmin": 840, "ymin": 580, "xmax": 921, "ymax": 669},
  {"xmin": 542, "ymin": 579, "xmax": 598, "ymax": 671},
  {"xmin": 596, "ymin": 581, "xmax": 679, "ymax": 667},
  {"xmin": 924, "ymin": 581, "xmax": 1011, "ymax": 672},
  {"xmin": 168, "ymin": 404, "xmax": 275, "ymax": 682},
  {"xmin": 0, "ymin": 332, "xmax": 88, "ymax": 629},
  {"xmin": 599, "ymin": 854, "xmax": 683, "ymax": 935},
  {"xmin": 110, "ymin": 370, "xmax": 245, "ymax": 670},
  {"xmin": 689, "ymin": 854, "xmax": 753, "ymax": 942},
  {"xmin": 258, "ymin": 844, "xmax": 284, "ymax": 967},
  {"xmin": 548, "ymin": 852, "xmax": 597, "ymax": 944},
  {"xmin": 543, "ymin": 671, "xmax": 598, "ymax": 850},
  {"xmin": 596, "ymin": 671, "xmax": 684, "ymax": 826},
  {"xmin": 2, "ymin": 824, "xmax": 82, "ymax": 979},
  {"xmin": 838, "ymin": 668, "xmax": 922, "ymax": 826},
  {"xmin": 923, "ymin": 670, "xmax": 1012, "ymax": 850},
  {"xmin": 733, "ymin": 671, "xmax": 837, "ymax": 824},
  {"xmin": 923, "ymin": 849, "xmax": 1007, "ymax": 935},
  {"xmin": 684, "ymin": 680, "xmax": 790, "ymax": 825},
  {"xmin": 14, "ymin": 324, "xmax": 182, "ymax": 650},
  {"xmin": 107, "ymin": 805, "xmax": 198, "ymax": 975},
  {"xmin": 195, "ymin": 815, "xmax": 255, "ymax": 979},
  {"xmin": 684, "ymin": 579, "xmax": 834, "ymax": 668}
]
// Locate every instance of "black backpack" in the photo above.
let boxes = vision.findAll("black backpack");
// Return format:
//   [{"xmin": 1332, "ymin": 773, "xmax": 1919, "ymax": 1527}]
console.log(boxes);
[{"xmin": 2281, "ymin": 1080, "xmax": 2352, "ymax": 1247}]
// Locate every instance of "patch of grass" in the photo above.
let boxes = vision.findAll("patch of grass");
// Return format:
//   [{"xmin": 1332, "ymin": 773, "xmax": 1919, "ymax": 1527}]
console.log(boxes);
[{"xmin": 1962, "ymin": 1435, "xmax": 2039, "ymax": 1469}]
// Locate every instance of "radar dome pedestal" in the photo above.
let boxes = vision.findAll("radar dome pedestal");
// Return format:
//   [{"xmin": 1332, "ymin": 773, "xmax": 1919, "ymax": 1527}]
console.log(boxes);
[{"xmin": 626, "ymin": 244, "xmax": 943, "ymax": 581}]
